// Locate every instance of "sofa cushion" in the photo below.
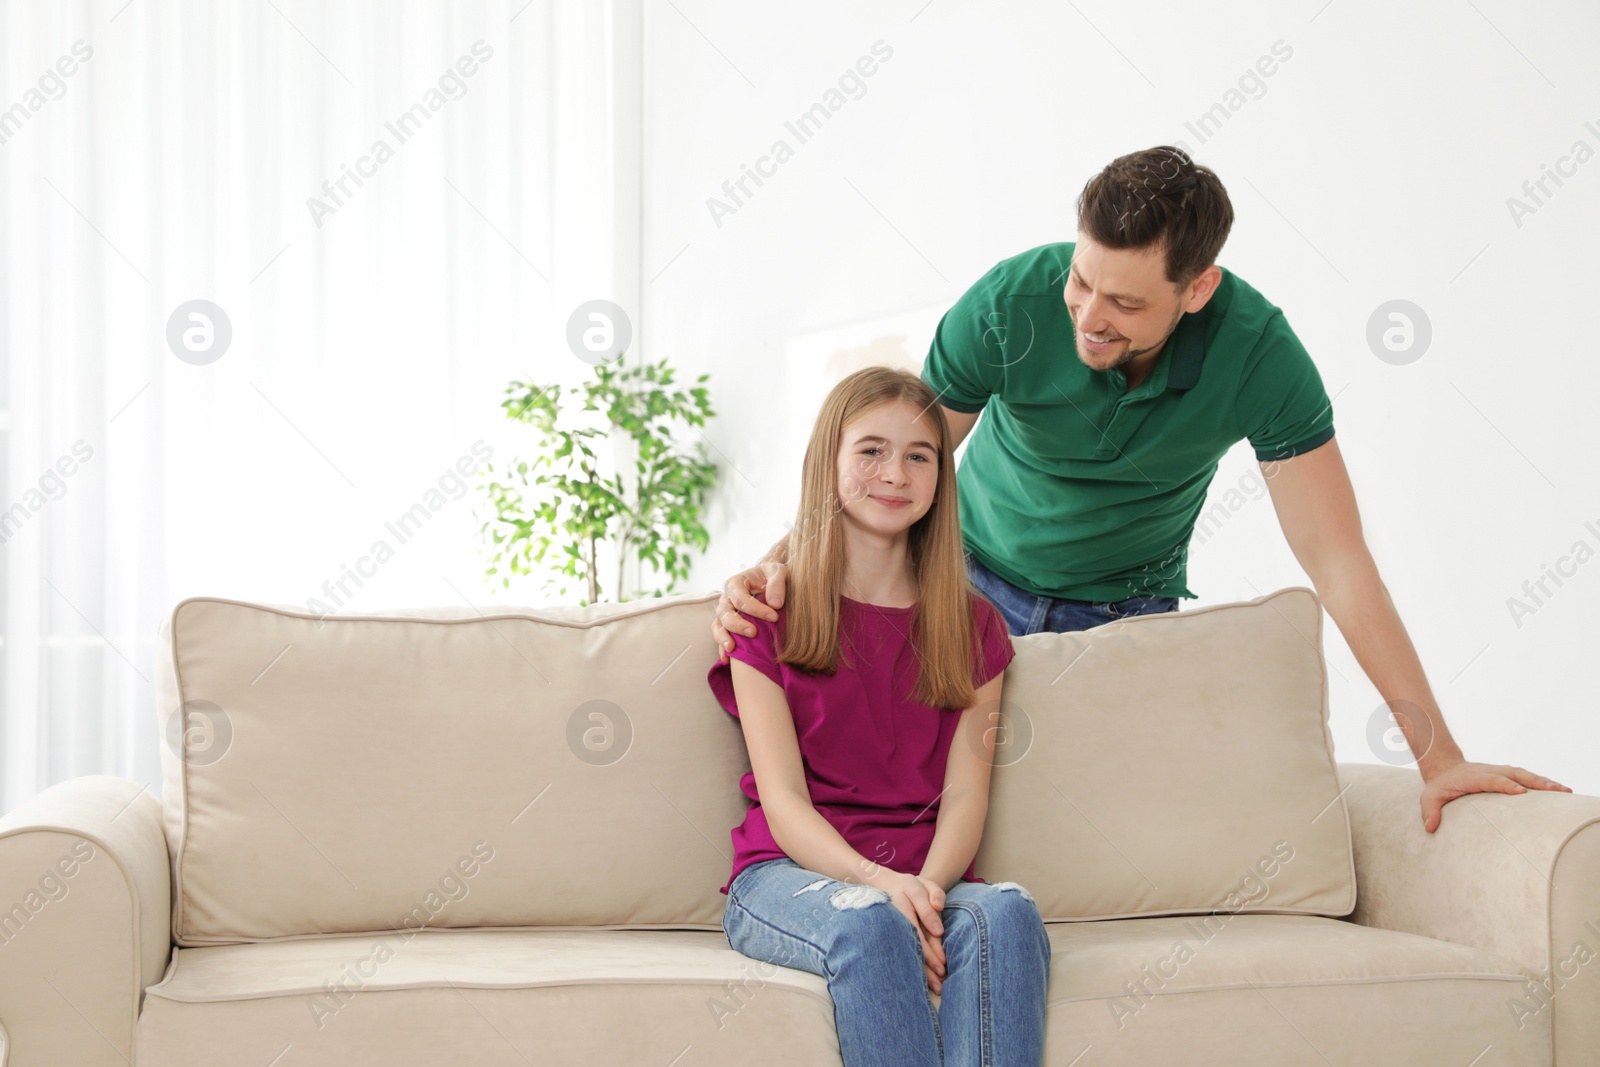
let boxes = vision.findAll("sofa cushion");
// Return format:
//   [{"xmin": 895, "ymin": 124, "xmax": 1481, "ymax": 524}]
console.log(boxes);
[
  {"xmin": 134, "ymin": 921, "xmax": 1547, "ymax": 1066},
  {"xmin": 136, "ymin": 929, "xmax": 841, "ymax": 1065},
  {"xmin": 155, "ymin": 586, "xmax": 1353, "ymax": 943},
  {"xmin": 973, "ymin": 586, "xmax": 1357, "ymax": 920},
  {"xmin": 156, "ymin": 593, "xmax": 753, "ymax": 944},
  {"xmin": 1042, "ymin": 914, "xmax": 1545, "ymax": 1065}
]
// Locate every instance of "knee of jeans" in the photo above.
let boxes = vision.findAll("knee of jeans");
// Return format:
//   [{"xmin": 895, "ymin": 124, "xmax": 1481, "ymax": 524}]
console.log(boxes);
[
  {"xmin": 983, "ymin": 881, "xmax": 1046, "ymax": 926},
  {"xmin": 792, "ymin": 877, "xmax": 893, "ymax": 912},
  {"xmin": 836, "ymin": 894, "xmax": 921, "ymax": 958},
  {"xmin": 990, "ymin": 880, "xmax": 1035, "ymax": 903}
]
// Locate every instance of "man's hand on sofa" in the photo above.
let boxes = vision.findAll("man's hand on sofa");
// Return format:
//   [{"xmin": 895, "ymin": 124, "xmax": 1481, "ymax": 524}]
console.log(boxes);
[
  {"xmin": 1418, "ymin": 759, "xmax": 1572, "ymax": 834},
  {"xmin": 714, "ymin": 561, "xmax": 789, "ymax": 663}
]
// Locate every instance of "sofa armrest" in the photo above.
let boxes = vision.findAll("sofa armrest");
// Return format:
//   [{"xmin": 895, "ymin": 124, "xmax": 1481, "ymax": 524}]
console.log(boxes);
[
  {"xmin": 1339, "ymin": 761, "xmax": 1600, "ymax": 1061},
  {"xmin": 0, "ymin": 775, "xmax": 171, "ymax": 1067}
]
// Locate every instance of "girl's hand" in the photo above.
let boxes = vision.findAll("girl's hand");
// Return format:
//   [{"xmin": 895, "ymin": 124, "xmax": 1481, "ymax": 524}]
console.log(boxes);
[
  {"xmin": 918, "ymin": 921, "xmax": 944, "ymax": 995},
  {"xmin": 877, "ymin": 871, "xmax": 947, "ymax": 993},
  {"xmin": 914, "ymin": 875, "xmax": 948, "ymax": 994}
]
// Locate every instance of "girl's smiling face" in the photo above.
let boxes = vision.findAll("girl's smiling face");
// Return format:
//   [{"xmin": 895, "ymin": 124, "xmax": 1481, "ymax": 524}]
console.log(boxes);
[{"xmin": 835, "ymin": 398, "xmax": 940, "ymax": 534}]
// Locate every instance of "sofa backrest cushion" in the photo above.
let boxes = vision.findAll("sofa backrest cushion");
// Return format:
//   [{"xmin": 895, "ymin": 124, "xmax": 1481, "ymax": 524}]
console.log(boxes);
[
  {"xmin": 971, "ymin": 586, "xmax": 1355, "ymax": 920},
  {"xmin": 156, "ymin": 594, "xmax": 754, "ymax": 944},
  {"xmin": 155, "ymin": 587, "xmax": 1353, "ymax": 944}
]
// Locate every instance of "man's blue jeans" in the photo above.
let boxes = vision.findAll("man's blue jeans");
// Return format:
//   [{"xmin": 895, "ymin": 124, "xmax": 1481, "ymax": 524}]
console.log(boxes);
[
  {"xmin": 723, "ymin": 857, "xmax": 1050, "ymax": 1067},
  {"xmin": 964, "ymin": 549, "xmax": 1180, "ymax": 635}
]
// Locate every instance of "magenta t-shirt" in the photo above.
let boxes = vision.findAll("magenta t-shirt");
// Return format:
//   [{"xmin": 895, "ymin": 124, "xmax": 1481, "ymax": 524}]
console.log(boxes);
[{"xmin": 708, "ymin": 590, "xmax": 1015, "ymax": 895}]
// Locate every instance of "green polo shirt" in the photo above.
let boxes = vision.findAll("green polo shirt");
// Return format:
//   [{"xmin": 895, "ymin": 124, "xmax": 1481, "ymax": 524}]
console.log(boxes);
[{"xmin": 921, "ymin": 240, "xmax": 1335, "ymax": 602}]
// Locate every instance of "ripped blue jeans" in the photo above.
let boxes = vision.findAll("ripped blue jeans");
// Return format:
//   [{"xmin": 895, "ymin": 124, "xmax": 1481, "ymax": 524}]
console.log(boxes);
[{"xmin": 722, "ymin": 857, "xmax": 1050, "ymax": 1067}]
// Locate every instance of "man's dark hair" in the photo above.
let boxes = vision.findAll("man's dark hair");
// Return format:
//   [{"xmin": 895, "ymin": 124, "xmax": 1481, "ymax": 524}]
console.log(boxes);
[{"xmin": 1076, "ymin": 145, "xmax": 1234, "ymax": 292}]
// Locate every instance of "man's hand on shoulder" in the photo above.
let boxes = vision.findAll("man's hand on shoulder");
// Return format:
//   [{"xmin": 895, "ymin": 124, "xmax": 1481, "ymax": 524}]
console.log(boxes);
[
  {"xmin": 1419, "ymin": 759, "xmax": 1572, "ymax": 834},
  {"xmin": 713, "ymin": 560, "xmax": 789, "ymax": 663}
]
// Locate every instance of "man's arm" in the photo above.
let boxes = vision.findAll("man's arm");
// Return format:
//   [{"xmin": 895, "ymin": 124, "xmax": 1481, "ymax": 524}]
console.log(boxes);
[
  {"xmin": 1261, "ymin": 437, "xmax": 1571, "ymax": 832},
  {"xmin": 942, "ymin": 404, "xmax": 981, "ymax": 452}
]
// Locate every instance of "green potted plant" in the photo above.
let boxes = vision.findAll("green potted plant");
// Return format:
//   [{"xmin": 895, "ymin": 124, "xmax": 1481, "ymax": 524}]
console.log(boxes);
[{"xmin": 476, "ymin": 357, "xmax": 719, "ymax": 605}]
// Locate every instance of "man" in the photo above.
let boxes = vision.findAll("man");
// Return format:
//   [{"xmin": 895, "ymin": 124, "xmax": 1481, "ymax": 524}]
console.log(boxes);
[{"xmin": 713, "ymin": 145, "xmax": 1569, "ymax": 832}]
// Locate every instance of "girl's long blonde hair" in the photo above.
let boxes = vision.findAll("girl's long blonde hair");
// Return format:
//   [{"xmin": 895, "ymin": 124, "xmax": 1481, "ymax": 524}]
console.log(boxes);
[{"xmin": 775, "ymin": 366, "xmax": 984, "ymax": 710}]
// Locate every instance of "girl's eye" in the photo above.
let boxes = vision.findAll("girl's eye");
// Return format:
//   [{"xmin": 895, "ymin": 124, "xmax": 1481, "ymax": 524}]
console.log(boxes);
[{"xmin": 863, "ymin": 448, "xmax": 928, "ymax": 462}]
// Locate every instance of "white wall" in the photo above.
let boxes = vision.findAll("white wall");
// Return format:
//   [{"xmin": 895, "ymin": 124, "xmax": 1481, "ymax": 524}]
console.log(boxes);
[{"xmin": 643, "ymin": 0, "xmax": 1600, "ymax": 794}]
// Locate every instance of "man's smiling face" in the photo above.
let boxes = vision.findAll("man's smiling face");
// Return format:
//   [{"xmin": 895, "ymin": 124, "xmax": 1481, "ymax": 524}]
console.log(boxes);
[{"xmin": 1064, "ymin": 233, "xmax": 1215, "ymax": 379}]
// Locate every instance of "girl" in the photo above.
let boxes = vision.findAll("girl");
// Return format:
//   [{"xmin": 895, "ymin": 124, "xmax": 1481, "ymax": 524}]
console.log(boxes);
[{"xmin": 707, "ymin": 366, "xmax": 1051, "ymax": 1066}]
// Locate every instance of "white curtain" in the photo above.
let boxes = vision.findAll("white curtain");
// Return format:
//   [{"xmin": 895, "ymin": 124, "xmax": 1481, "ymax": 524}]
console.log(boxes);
[{"xmin": 0, "ymin": 0, "xmax": 643, "ymax": 810}]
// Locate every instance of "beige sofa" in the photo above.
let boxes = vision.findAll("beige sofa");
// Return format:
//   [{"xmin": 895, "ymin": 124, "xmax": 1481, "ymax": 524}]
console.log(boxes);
[{"xmin": 1, "ymin": 586, "xmax": 1596, "ymax": 1066}]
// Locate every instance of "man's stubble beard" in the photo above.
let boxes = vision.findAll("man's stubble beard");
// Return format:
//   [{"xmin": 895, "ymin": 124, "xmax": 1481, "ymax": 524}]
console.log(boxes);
[{"xmin": 1079, "ymin": 304, "xmax": 1183, "ymax": 373}]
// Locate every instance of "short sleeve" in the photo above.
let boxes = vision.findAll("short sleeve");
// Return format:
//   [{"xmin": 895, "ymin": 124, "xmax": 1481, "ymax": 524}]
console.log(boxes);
[
  {"xmin": 706, "ymin": 596, "xmax": 785, "ymax": 719},
  {"xmin": 971, "ymin": 597, "xmax": 1016, "ymax": 690},
  {"xmin": 1235, "ymin": 310, "xmax": 1336, "ymax": 462},
  {"xmin": 920, "ymin": 266, "xmax": 1007, "ymax": 414}
]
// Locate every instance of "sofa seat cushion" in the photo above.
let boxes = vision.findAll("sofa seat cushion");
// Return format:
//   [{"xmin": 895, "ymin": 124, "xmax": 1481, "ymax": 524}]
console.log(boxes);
[
  {"xmin": 137, "ymin": 928, "xmax": 839, "ymax": 1066},
  {"xmin": 137, "ymin": 918, "xmax": 1550, "ymax": 1066},
  {"xmin": 1046, "ymin": 914, "xmax": 1549, "ymax": 1064}
]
